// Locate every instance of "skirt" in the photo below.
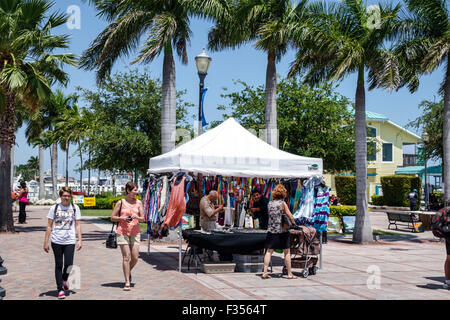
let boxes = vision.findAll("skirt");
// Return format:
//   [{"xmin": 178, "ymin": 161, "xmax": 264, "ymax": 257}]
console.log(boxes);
[{"xmin": 265, "ymin": 231, "xmax": 290, "ymax": 250}]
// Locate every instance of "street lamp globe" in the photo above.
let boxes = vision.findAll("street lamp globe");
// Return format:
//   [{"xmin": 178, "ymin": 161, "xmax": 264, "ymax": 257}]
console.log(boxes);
[
  {"xmin": 195, "ymin": 49, "xmax": 212, "ymax": 75},
  {"xmin": 421, "ymin": 132, "xmax": 429, "ymax": 143}
]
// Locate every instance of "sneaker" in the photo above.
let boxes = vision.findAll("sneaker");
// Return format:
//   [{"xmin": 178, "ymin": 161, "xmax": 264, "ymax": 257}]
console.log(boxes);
[
  {"xmin": 63, "ymin": 280, "xmax": 69, "ymax": 291},
  {"xmin": 444, "ymin": 283, "xmax": 449, "ymax": 290},
  {"xmin": 58, "ymin": 290, "xmax": 66, "ymax": 299}
]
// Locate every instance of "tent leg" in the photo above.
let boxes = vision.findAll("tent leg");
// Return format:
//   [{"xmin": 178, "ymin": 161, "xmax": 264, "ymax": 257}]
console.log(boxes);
[
  {"xmin": 319, "ymin": 232, "xmax": 323, "ymax": 269},
  {"xmin": 178, "ymin": 226, "xmax": 182, "ymax": 272},
  {"xmin": 147, "ymin": 232, "xmax": 150, "ymax": 255}
]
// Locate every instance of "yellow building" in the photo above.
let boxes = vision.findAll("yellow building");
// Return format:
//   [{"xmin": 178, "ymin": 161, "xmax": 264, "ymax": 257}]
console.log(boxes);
[{"xmin": 324, "ymin": 111, "xmax": 421, "ymax": 199}]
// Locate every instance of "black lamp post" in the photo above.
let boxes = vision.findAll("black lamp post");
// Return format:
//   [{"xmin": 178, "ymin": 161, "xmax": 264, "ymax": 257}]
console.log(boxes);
[
  {"xmin": 195, "ymin": 49, "xmax": 212, "ymax": 136},
  {"xmin": 422, "ymin": 132, "xmax": 429, "ymax": 211}
]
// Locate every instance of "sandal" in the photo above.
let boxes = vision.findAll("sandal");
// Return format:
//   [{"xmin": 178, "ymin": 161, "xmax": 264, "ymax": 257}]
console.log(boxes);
[
  {"xmin": 261, "ymin": 274, "xmax": 271, "ymax": 279},
  {"xmin": 123, "ymin": 283, "xmax": 131, "ymax": 291},
  {"xmin": 287, "ymin": 275, "xmax": 298, "ymax": 279}
]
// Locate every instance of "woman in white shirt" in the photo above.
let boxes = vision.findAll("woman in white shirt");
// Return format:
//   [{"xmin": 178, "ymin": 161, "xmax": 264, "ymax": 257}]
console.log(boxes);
[{"xmin": 43, "ymin": 187, "xmax": 82, "ymax": 299}]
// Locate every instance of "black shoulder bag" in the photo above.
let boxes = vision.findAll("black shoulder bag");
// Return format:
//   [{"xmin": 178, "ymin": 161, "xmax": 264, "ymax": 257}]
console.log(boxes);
[{"xmin": 106, "ymin": 200, "xmax": 122, "ymax": 249}]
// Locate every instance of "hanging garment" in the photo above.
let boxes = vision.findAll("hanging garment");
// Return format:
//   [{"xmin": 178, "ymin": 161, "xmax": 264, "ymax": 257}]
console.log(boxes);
[
  {"xmin": 312, "ymin": 186, "xmax": 330, "ymax": 232},
  {"xmin": 238, "ymin": 198, "xmax": 247, "ymax": 228},
  {"xmin": 162, "ymin": 176, "xmax": 186, "ymax": 227},
  {"xmin": 224, "ymin": 194, "xmax": 233, "ymax": 226},
  {"xmin": 293, "ymin": 177, "xmax": 320, "ymax": 225}
]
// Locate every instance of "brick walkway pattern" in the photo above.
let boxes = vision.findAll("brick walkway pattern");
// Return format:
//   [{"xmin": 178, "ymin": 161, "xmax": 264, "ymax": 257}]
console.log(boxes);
[{"xmin": 0, "ymin": 206, "xmax": 449, "ymax": 300}]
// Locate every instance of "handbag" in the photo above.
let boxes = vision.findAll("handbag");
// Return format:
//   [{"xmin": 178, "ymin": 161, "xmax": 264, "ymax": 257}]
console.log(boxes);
[
  {"xmin": 282, "ymin": 213, "xmax": 292, "ymax": 230},
  {"xmin": 106, "ymin": 200, "xmax": 122, "ymax": 249}
]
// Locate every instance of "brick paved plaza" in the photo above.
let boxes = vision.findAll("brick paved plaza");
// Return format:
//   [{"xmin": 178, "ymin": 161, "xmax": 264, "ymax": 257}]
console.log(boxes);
[{"xmin": 0, "ymin": 206, "xmax": 449, "ymax": 300}]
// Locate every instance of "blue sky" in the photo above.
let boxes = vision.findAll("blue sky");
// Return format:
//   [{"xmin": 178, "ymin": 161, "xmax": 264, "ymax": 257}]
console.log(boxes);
[{"xmin": 13, "ymin": 0, "xmax": 444, "ymax": 177}]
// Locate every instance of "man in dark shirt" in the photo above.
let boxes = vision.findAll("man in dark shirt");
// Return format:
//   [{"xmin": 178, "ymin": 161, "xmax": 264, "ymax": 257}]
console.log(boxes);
[
  {"xmin": 406, "ymin": 189, "xmax": 419, "ymax": 211},
  {"xmin": 249, "ymin": 189, "xmax": 269, "ymax": 230}
]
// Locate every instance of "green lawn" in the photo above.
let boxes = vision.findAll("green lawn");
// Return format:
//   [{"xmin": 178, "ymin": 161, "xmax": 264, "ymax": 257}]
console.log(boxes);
[
  {"xmin": 81, "ymin": 209, "xmax": 112, "ymax": 216},
  {"xmin": 99, "ymin": 217, "xmax": 148, "ymax": 234}
]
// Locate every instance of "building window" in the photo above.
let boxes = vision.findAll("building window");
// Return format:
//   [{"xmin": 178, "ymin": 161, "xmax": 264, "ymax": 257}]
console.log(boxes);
[
  {"xmin": 382, "ymin": 143, "xmax": 393, "ymax": 162},
  {"xmin": 367, "ymin": 126, "xmax": 377, "ymax": 138},
  {"xmin": 367, "ymin": 142, "xmax": 377, "ymax": 161}
]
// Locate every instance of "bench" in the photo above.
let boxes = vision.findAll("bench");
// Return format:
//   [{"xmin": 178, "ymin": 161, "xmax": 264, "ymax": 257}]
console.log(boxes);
[{"xmin": 386, "ymin": 211, "xmax": 419, "ymax": 232}]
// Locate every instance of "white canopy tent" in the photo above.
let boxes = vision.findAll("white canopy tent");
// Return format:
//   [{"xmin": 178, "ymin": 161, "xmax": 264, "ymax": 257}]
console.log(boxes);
[
  {"xmin": 149, "ymin": 117, "xmax": 323, "ymax": 177},
  {"xmin": 147, "ymin": 117, "xmax": 324, "ymax": 272}
]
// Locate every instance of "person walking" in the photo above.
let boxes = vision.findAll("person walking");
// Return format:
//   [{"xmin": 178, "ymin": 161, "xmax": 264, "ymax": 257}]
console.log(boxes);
[
  {"xmin": 406, "ymin": 189, "xmax": 419, "ymax": 211},
  {"xmin": 17, "ymin": 181, "xmax": 29, "ymax": 224},
  {"xmin": 262, "ymin": 184, "xmax": 297, "ymax": 279},
  {"xmin": 111, "ymin": 182, "xmax": 145, "ymax": 291},
  {"xmin": 43, "ymin": 187, "xmax": 82, "ymax": 299}
]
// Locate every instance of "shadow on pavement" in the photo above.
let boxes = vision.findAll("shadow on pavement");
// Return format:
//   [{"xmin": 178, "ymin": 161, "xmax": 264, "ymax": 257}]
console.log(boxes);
[
  {"xmin": 81, "ymin": 231, "xmax": 108, "ymax": 242},
  {"xmin": 138, "ymin": 252, "xmax": 177, "ymax": 272},
  {"xmin": 39, "ymin": 290, "xmax": 58, "ymax": 298},
  {"xmin": 14, "ymin": 226, "xmax": 47, "ymax": 233},
  {"xmin": 101, "ymin": 282, "xmax": 135, "ymax": 288},
  {"xmin": 416, "ymin": 284, "xmax": 446, "ymax": 290}
]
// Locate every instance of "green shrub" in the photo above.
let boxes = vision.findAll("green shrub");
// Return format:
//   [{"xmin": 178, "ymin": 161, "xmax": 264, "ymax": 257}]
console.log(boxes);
[
  {"xmin": 371, "ymin": 195, "xmax": 384, "ymax": 206},
  {"xmin": 330, "ymin": 205, "xmax": 356, "ymax": 217},
  {"xmin": 380, "ymin": 175, "xmax": 422, "ymax": 209},
  {"xmin": 335, "ymin": 175, "xmax": 356, "ymax": 205},
  {"xmin": 77, "ymin": 195, "xmax": 141, "ymax": 209},
  {"xmin": 433, "ymin": 191, "xmax": 443, "ymax": 203}
]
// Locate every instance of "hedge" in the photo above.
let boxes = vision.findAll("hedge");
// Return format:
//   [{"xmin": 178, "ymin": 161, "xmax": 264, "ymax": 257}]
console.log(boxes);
[
  {"xmin": 380, "ymin": 175, "xmax": 421, "ymax": 209},
  {"xmin": 335, "ymin": 175, "xmax": 356, "ymax": 205},
  {"xmin": 371, "ymin": 195, "xmax": 384, "ymax": 206},
  {"xmin": 330, "ymin": 205, "xmax": 356, "ymax": 217},
  {"xmin": 77, "ymin": 196, "xmax": 141, "ymax": 209}
]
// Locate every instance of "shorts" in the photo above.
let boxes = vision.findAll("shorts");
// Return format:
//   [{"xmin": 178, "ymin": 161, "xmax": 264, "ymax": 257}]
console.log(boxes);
[
  {"xmin": 446, "ymin": 238, "xmax": 450, "ymax": 256},
  {"xmin": 265, "ymin": 232, "xmax": 290, "ymax": 250},
  {"xmin": 117, "ymin": 233, "xmax": 141, "ymax": 246}
]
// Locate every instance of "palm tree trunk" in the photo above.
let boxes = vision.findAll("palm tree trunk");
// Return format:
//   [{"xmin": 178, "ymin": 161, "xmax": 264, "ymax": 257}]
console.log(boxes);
[
  {"xmin": 50, "ymin": 142, "xmax": 58, "ymax": 200},
  {"xmin": 87, "ymin": 149, "xmax": 91, "ymax": 195},
  {"xmin": 10, "ymin": 143, "xmax": 14, "ymax": 185},
  {"xmin": 65, "ymin": 140, "xmax": 69, "ymax": 187},
  {"xmin": 39, "ymin": 146, "xmax": 45, "ymax": 199},
  {"xmin": 161, "ymin": 44, "xmax": 176, "ymax": 154},
  {"xmin": 265, "ymin": 51, "xmax": 278, "ymax": 148},
  {"xmin": 97, "ymin": 169, "xmax": 100, "ymax": 195},
  {"xmin": 352, "ymin": 67, "xmax": 373, "ymax": 244},
  {"xmin": 0, "ymin": 91, "xmax": 16, "ymax": 232},
  {"xmin": 443, "ymin": 55, "xmax": 450, "ymax": 205},
  {"xmin": 79, "ymin": 140, "xmax": 83, "ymax": 194}
]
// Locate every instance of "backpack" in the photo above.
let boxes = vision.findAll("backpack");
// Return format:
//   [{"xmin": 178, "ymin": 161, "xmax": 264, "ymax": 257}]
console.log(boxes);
[{"xmin": 431, "ymin": 207, "xmax": 450, "ymax": 238}]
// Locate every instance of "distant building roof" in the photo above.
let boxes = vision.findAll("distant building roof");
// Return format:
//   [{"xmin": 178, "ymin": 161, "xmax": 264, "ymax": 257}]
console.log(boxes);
[{"xmin": 395, "ymin": 165, "xmax": 442, "ymax": 175}]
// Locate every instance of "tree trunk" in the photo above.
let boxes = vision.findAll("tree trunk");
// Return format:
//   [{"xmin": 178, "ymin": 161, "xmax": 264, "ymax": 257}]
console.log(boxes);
[
  {"xmin": 10, "ymin": 143, "xmax": 14, "ymax": 186},
  {"xmin": 265, "ymin": 51, "xmax": 278, "ymax": 148},
  {"xmin": 0, "ymin": 91, "xmax": 16, "ymax": 232},
  {"xmin": 443, "ymin": 56, "xmax": 450, "ymax": 205},
  {"xmin": 65, "ymin": 140, "xmax": 69, "ymax": 187},
  {"xmin": 97, "ymin": 169, "xmax": 100, "ymax": 195},
  {"xmin": 352, "ymin": 67, "xmax": 373, "ymax": 244},
  {"xmin": 79, "ymin": 140, "xmax": 83, "ymax": 194},
  {"xmin": 161, "ymin": 44, "xmax": 177, "ymax": 154},
  {"xmin": 50, "ymin": 141, "xmax": 58, "ymax": 200},
  {"xmin": 87, "ymin": 149, "xmax": 91, "ymax": 195},
  {"xmin": 39, "ymin": 146, "xmax": 45, "ymax": 199}
]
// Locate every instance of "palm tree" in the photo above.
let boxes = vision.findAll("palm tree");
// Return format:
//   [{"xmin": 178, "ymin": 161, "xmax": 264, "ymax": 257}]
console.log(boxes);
[
  {"xmin": 28, "ymin": 90, "xmax": 77, "ymax": 199},
  {"xmin": 288, "ymin": 0, "xmax": 401, "ymax": 243},
  {"xmin": 208, "ymin": 0, "xmax": 308, "ymax": 148},
  {"xmin": 0, "ymin": 0, "xmax": 76, "ymax": 232},
  {"xmin": 80, "ymin": 0, "xmax": 228, "ymax": 154},
  {"xmin": 26, "ymin": 156, "xmax": 39, "ymax": 180},
  {"xmin": 54, "ymin": 103, "xmax": 89, "ymax": 193},
  {"xmin": 397, "ymin": 0, "xmax": 449, "ymax": 204}
]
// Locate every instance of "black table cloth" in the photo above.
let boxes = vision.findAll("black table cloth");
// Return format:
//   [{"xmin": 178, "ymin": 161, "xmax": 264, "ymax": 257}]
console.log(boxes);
[{"xmin": 182, "ymin": 229, "xmax": 267, "ymax": 254}]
